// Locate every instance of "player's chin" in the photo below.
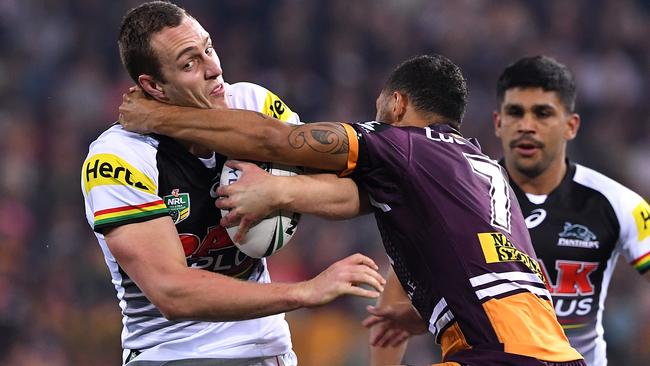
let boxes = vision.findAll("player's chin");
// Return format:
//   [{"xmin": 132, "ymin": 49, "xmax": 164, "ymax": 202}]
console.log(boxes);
[
  {"xmin": 208, "ymin": 95, "xmax": 228, "ymax": 109},
  {"xmin": 513, "ymin": 159, "xmax": 545, "ymax": 178}
]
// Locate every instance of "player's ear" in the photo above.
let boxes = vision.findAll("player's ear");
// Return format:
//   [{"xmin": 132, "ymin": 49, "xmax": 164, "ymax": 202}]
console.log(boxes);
[
  {"xmin": 138, "ymin": 74, "xmax": 169, "ymax": 102},
  {"xmin": 393, "ymin": 91, "xmax": 408, "ymax": 121},
  {"xmin": 493, "ymin": 110, "xmax": 502, "ymax": 138},
  {"xmin": 564, "ymin": 113, "xmax": 580, "ymax": 141}
]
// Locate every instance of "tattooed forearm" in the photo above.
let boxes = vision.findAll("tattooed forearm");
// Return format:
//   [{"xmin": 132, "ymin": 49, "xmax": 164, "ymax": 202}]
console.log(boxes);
[{"xmin": 288, "ymin": 123, "xmax": 349, "ymax": 154}]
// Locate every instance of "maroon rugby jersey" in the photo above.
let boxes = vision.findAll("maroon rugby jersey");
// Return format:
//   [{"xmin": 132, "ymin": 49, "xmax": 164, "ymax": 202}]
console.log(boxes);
[{"xmin": 341, "ymin": 122, "xmax": 582, "ymax": 365}]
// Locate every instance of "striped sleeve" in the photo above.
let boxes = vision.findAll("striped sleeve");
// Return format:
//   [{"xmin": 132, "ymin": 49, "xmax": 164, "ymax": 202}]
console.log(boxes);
[
  {"xmin": 93, "ymin": 200, "xmax": 169, "ymax": 232},
  {"xmin": 617, "ymin": 196, "xmax": 650, "ymax": 273},
  {"xmin": 81, "ymin": 128, "xmax": 169, "ymax": 233},
  {"xmin": 629, "ymin": 199, "xmax": 650, "ymax": 273}
]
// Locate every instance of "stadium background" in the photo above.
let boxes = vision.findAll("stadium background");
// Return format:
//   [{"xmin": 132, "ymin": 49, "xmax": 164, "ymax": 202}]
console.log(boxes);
[{"xmin": 1, "ymin": 0, "xmax": 649, "ymax": 364}]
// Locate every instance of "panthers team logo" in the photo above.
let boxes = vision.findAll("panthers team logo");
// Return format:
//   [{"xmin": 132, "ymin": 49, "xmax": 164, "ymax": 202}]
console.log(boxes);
[
  {"xmin": 163, "ymin": 189, "xmax": 191, "ymax": 224},
  {"xmin": 557, "ymin": 222, "xmax": 599, "ymax": 249}
]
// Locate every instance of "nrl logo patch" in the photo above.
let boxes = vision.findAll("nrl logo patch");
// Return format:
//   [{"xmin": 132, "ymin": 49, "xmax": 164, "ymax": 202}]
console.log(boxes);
[
  {"xmin": 557, "ymin": 222, "xmax": 599, "ymax": 249},
  {"xmin": 164, "ymin": 189, "xmax": 191, "ymax": 224}
]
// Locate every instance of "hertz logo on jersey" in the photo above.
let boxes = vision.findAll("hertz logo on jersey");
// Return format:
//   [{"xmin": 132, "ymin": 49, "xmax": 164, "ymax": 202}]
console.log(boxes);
[
  {"xmin": 633, "ymin": 199, "xmax": 650, "ymax": 241},
  {"xmin": 83, "ymin": 153, "xmax": 156, "ymax": 193},
  {"xmin": 263, "ymin": 91, "xmax": 294, "ymax": 121},
  {"xmin": 478, "ymin": 232, "xmax": 544, "ymax": 282}
]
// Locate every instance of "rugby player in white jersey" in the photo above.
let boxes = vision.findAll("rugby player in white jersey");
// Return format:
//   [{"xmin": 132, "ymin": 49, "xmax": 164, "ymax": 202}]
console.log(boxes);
[
  {"xmin": 81, "ymin": 2, "xmax": 384, "ymax": 365},
  {"xmin": 491, "ymin": 55, "xmax": 650, "ymax": 366}
]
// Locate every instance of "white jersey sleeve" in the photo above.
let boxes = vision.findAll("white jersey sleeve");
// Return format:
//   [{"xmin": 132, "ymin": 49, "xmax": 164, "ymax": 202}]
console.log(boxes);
[
  {"xmin": 574, "ymin": 165, "xmax": 650, "ymax": 273},
  {"xmin": 81, "ymin": 125, "xmax": 167, "ymax": 233},
  {"xmin": 226, "ymin": 82, "xmax": 301, "ymax": 125},
  {"xmin": 618, "ymin": 194, "xmax": 650, "ymax": 273}
]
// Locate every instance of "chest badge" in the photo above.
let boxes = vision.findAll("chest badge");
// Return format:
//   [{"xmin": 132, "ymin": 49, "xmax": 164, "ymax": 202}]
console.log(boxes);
[
  {"xmin": 164, "ymin": 189, "xmax": 191, "ymax": 224},
  {"xmin": 557, "ymin": 222, "xmax": 599, "ymax": 249}
]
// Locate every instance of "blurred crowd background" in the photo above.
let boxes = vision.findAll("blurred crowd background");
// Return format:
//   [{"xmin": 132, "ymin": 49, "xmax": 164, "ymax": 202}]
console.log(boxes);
[{"xmin": 1, "ymin": 0, "xmax": 649, "ymax": 365}]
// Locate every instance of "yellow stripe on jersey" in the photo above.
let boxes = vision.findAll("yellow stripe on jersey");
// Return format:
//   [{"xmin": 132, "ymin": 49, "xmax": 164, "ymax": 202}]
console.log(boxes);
[
  {"xmin": 633, "ymin": 199, "xmax": 650, "ymax": 241},
  {"xmin": 262, "ymin": 91, "xmax": 294, "ymax": 122},
  {"xmin": 94, "ymin": 200, "xmax": 168, "ymax": 229},
  {"xmin": 481, "ymin": 292, "xmax": 582, "ymax": 362},
  {"xmin": 82, "ymin": 153, "xmax": 156, "ymax": 194}
]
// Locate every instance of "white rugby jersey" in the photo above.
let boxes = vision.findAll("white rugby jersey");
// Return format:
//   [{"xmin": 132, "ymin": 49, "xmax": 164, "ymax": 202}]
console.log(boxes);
[
  {"xmin": 81, "ymin": 82, "xmax": 300, "ymax": 362},
  {"xmin": 506, "ymin": 161, "xmax": 650, "ymax": 366}
]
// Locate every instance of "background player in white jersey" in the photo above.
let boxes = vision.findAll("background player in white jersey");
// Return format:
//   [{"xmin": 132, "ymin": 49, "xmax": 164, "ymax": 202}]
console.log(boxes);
[
  {"xmin": 82, "ymin": 2, "xmax": 385, "ymax": 365},
  {"xmin": 492, "ymin": 55, "xmax": 650, "ymax": 366}
]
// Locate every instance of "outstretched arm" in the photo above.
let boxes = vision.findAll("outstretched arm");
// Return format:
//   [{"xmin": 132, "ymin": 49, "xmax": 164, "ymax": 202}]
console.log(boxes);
[
  {"xmin": 218, "ymin": 160, "xmax": 369, "ymax": 220},
  {"xmin": 119, "ymin": 89, "xmax": 351, "ymax": 171},
  {"xmin": 217, "ymin": 161, "xmax": 371, "ymax": 242},
  {"xmin": 105, "ymin": 216, "xmax": 385, "ymax": 321}
]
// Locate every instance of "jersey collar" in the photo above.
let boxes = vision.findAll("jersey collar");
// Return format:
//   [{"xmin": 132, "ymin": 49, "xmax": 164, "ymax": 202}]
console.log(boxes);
[{"xmin": 500, "ymin": 159, "xmax": 577, "ymax": 205}]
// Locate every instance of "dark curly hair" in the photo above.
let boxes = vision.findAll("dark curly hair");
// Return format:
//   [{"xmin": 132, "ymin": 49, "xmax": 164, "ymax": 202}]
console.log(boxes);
[
  {"xmin": 382, "ymin": 54, "xmax": 468, "ymax": 130},
  {"xmin": 496, "ymin": 55, "xmax": 576, "ymax": 112}
]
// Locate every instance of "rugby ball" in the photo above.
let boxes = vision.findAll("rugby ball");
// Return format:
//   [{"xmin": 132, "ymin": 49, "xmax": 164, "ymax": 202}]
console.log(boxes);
[{"xmin": 219, "ymin": 162, "xmax": 302, "ymax": 258}]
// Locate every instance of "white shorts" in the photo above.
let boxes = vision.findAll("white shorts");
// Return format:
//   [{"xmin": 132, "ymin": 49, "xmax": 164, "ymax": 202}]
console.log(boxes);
[{"xmin": 124, "ymin": 350, "xmax": 298, "ymax": 366}]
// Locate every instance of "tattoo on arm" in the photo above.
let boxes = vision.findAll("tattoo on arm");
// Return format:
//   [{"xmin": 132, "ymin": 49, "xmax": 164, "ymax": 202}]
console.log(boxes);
[{"xmin": 288, "ymin": 123, "xmax": 349, "ymax": 154}]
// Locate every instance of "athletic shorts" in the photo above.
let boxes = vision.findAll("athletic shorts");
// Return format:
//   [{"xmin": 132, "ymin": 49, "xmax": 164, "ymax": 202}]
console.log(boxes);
[{"xmin": 123, "ymin": 350, "xmax": 297, "ymax": 366}]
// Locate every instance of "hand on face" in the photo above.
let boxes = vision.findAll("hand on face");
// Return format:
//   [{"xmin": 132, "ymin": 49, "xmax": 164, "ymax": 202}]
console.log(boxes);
[{"xmin": 119, "ymin": 86, "xmax": 169, "ymax": 134}]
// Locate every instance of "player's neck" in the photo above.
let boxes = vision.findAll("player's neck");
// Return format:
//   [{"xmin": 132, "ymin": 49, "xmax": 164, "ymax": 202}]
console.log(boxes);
[
  {"xmin": 507, "ymin": 158, "xmax": 567, "ymax": 196},
  {"xmin": 395, "ymin": 110, "xmax": 446, "ymax": 128}
]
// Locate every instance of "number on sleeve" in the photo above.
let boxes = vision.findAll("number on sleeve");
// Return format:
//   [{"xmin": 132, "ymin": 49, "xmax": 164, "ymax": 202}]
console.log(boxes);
[{"xmin": 464, "ymin": 153, "xmax": 512, "ymax": 233}]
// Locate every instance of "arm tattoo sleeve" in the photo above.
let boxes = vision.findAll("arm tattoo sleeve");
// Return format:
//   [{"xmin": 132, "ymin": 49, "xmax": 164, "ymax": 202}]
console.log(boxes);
[{"xmin": 288, "ymin": 123, "xmax": 349, "ymax": 155}]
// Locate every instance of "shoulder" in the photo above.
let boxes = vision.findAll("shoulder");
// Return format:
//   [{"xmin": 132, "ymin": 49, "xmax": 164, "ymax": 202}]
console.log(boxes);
[
  {"xmin": 573, "ymin": 163, "xmax": 643, "ymax": 205},
  {"xmin": 227, "ymin": 82, "xmax": 300, "ymax": 124},
  {"xmin": 572, "ymin": 163, "xmax": 648, "ymax": 225},
  {"xmin": 226, "ymin": 82, "xmax": 268, "ymax": 102},
  {"xmin": 82, "ymin": 125, "xmax": 160, "ymax": 196},
  {"xmin": 87, "ymin": 124, "xmax": 159, "ymax": 157}
]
